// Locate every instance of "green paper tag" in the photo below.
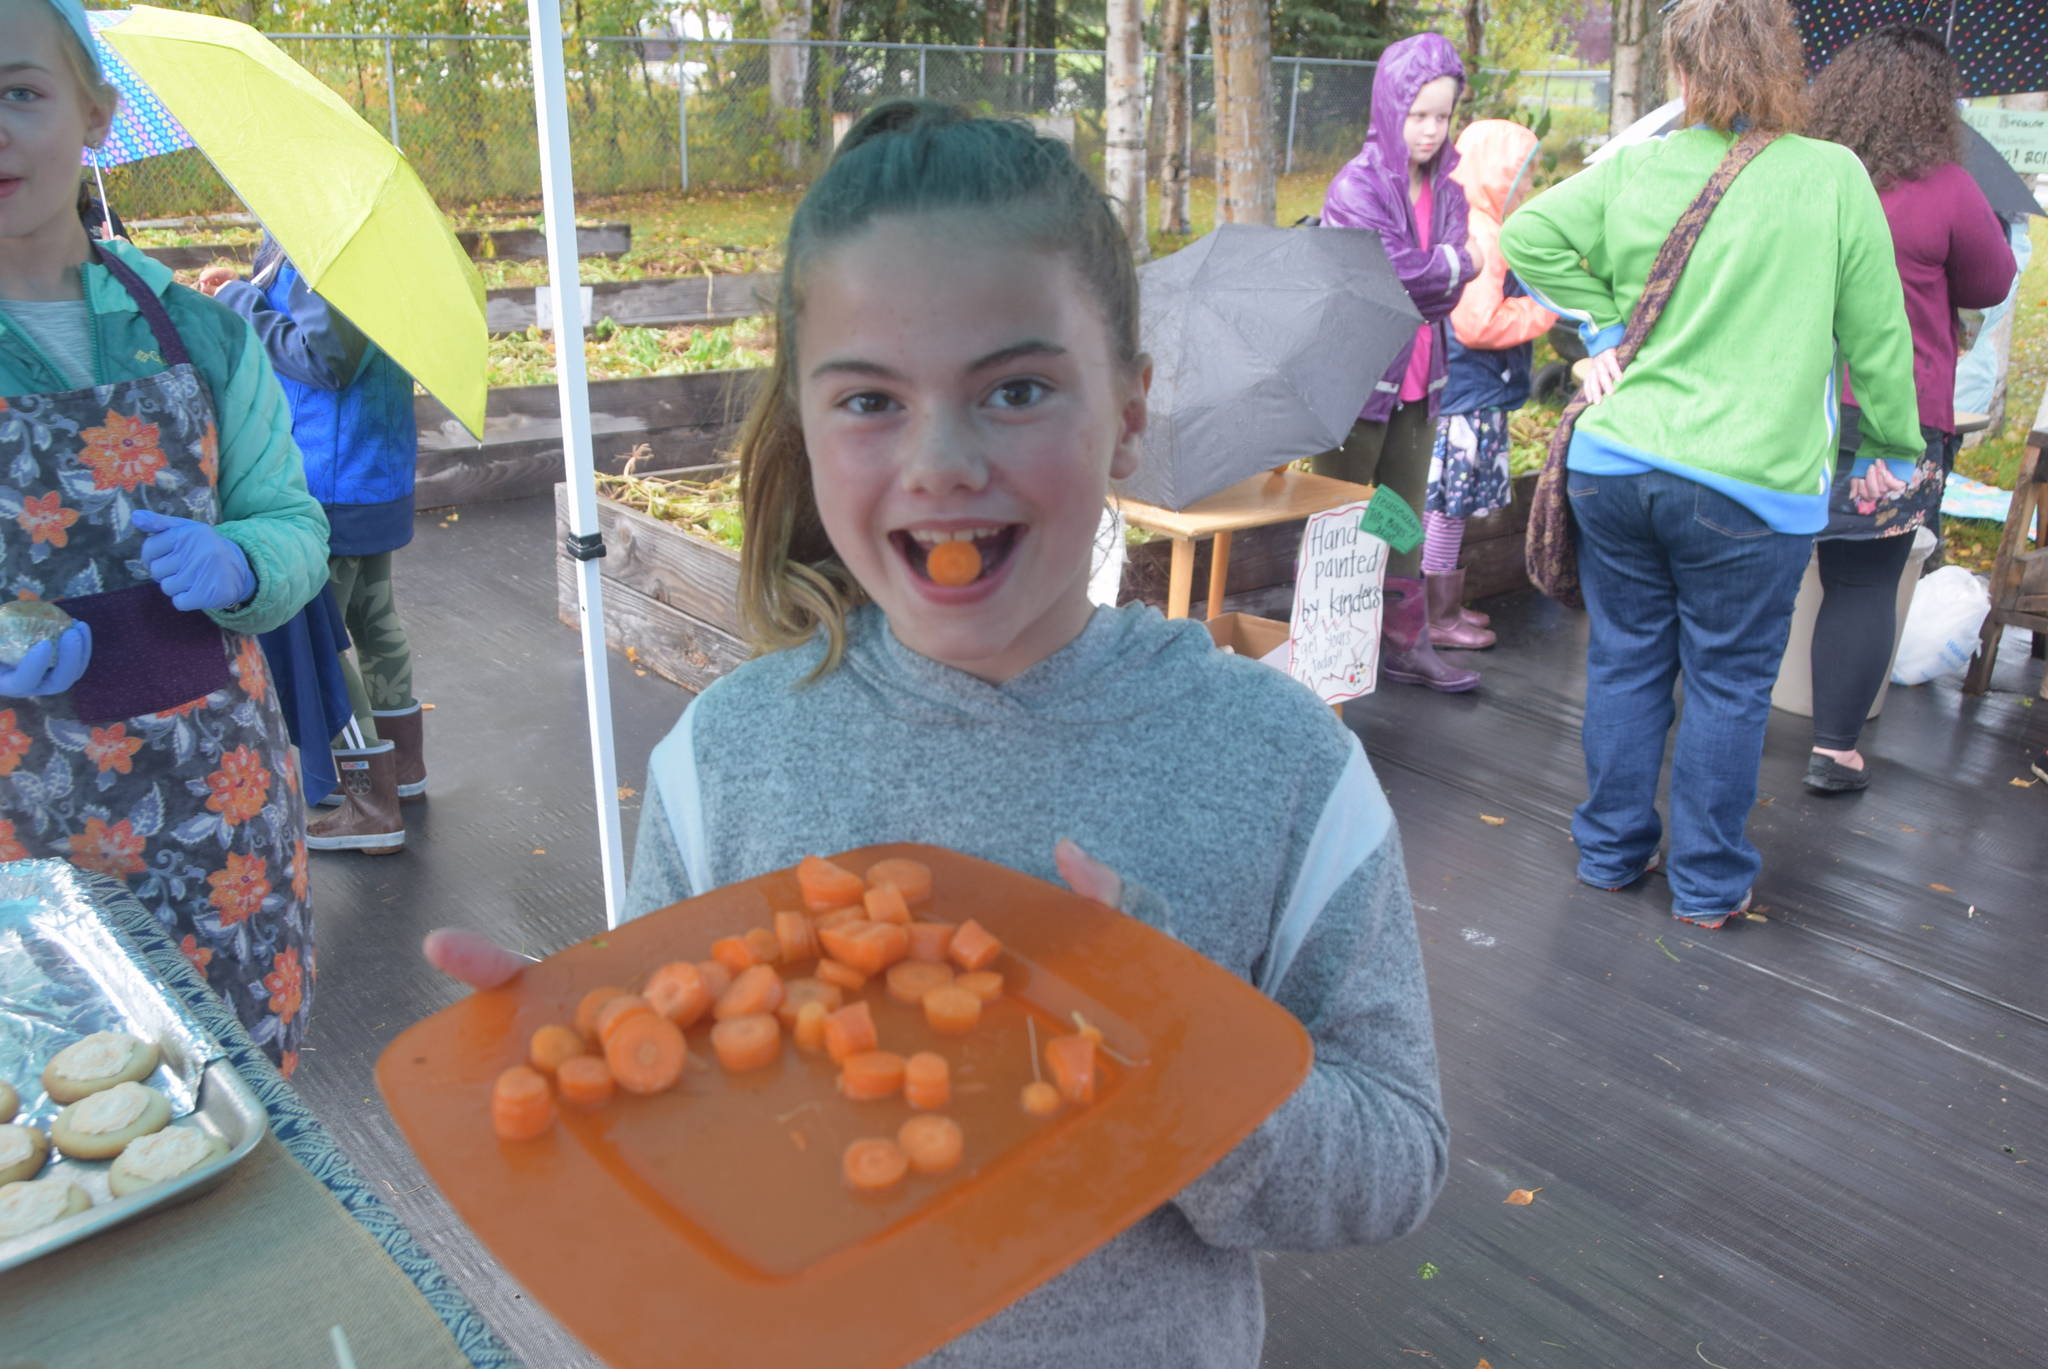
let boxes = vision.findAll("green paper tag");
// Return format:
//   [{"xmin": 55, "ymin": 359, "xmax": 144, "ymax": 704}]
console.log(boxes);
[{"xmin": 1358, "ymin": 486, "xmax": 1423, "ymax": 554}]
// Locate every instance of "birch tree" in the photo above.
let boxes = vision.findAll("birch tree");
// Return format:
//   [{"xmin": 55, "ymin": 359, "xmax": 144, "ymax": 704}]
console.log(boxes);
[
  {"xmin": 1105, "ymin": 0, "xmax": 1149, "ymax": 257},
  {"xmin": 1213, "ymin": 0, "xmax": 1275, "ymax": 226},
  {"xmin": 1608, "ymin": 0, "xmax": 1666, "ymax": 135},
  {"xmin": 761, "ymin": 0, "xmax": 811, "ymax": 171},
  {"xmin": 1158, "ymin": 0, "xmax": 1192, "ymax": 234}
]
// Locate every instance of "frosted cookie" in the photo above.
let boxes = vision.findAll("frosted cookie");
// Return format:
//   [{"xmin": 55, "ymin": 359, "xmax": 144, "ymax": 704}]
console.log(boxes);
[
  {"xmin": 0, "ymin": 1079, "xmax": 16, "ymax": 1122},
  {"xmin": 51, "ymin": 1081, "xmax": 172, "ymax": 1160},
  {"xmin": 0, "ymin": 1123, "xmax": 49, "ymax": 1186},
  {"xmin": 108, "ymin": 1126, "xmax": 227, "ymax": 1198},
  {"xmin": 0, "ymin": 1179, "xmax": 90, "ymax": 1238},
  {"xmin": 42, "ymin": 1031, "xmax": 161, "ymax": 1104}
]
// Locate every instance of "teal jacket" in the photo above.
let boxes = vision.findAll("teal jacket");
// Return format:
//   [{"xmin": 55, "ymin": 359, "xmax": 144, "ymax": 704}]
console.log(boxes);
[{"xmin": 0, "ymin": 240, "xmax": 329, "ymax": 634}]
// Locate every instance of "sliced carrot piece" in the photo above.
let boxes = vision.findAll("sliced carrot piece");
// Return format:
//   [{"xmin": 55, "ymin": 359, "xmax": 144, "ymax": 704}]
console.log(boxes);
[
  {"xmin": 644, "ymin": 961, "xmax": 715, "ymax": 1028},
  {"xmin": 709, "ymin": 1012, "xmax": 783, "ymax": 1073},
  {"xmin": 838, "ymin": 1050, "xmax": 907, "ymax": 1102},
  {"xmin": 491, "ymin": 1065, "xmax": 555, "ymax": 1141},
  {"xmin": 815, "ymin": 958, "xmax": 868, "ymax": 992},
  {"xmin": 793, "ymin": 1000, "xmax": 830, "ymax": 1054},
  {"xmin": 812, "ymin": 904, "xmax": 866, "ymax": 933},
  {"xmin": 594, "ymin": 993, "xmax": 657, "ymax": 1046},
  {"xmin": 528, "ymin": 1024, "xmax": 584, "ymax": 1076},
  {"xmin": 955, "ymin": 971, "xmax": 1005, "ymax": 1003},
  {"xmin": 605, "ymin": 1012, "xmax": 688, "ymax": 1094},
  {"xmin": 923, "ymin": 984, "xmax": 982, "ymax": 1036},
  {"xmin": 903, "ymin": 1051, "xmax": 950, "ymax": 1110},
  {"xmin": 906, "ymin": 921, "xmax": 957, "ymax": 964},
  {"xmin": 555, "ymin": 1055, "xmax": 615, "ymax": 1110},
  {"xmin": 863, "ymin": 883, "xmax": 912, "ymax": 926},
  {"xmin": 797, "ymin": 855, "xmax": 868, "ymax": 913},
  {"xmin": 897, "ymin": 1114, "xmax": 964, "ymax": 1174},
  {"xmin": 714, "ymin": 963, "xmax": 786, "ymax": 1021},
  {"xmin": 842, "ymin": 1137, "xmax": 909, "ymax": 1192},
  {"xmin": 823, "ymin": 1000, "xmax": 878, "ymax": 1064},
  {"xmin": 865, "ymin": 857, "xmax": 933, "ymax": 905},
  {"xmin": 574, "ymin": 986, "xmax": 630, "ymax": 1042},
  {"xmin": 836, "ymin": 921, "xmax": 910, "ymax": 977},
  {"xmin": 776, "ymin": 977, "xmax": 845, "ymax": 1027},
  {"xmin": 743, "ymin": 926, "xmax": 783, "ymax": 965},
  {"xmin": 1045, "ymin": 1032, "xmax": 1097, "ymax": 1105},
  {"xmin": 815, "ymin": 921, "xmax": 868, "ymax": 968},
  {"xmin": 948, "ymin": 919, "xmax": 1003, "ymax": 973},
  {"xmin": 696, "ymin": 960, "xmax": 734, "ymax": 999},
  {"xmin": 885, "ymin": 960, "xmax": 955, "ymax": 1006},
  {"xmin": 774, "ymin": 910, "xmax": 819, "ymax": 964},
  {"xmin": 1021, "ymin": 1079, "xmax": 1062, "ymax": 1117},
  {"xmin": 710, "ymin": 935, "xmax": 760, "ymax": 975}
]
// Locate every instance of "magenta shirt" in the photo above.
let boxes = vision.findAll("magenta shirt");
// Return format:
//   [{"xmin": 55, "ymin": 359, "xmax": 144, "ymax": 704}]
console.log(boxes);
[
  {"xmin": 1398, "ymin": 177, "xmax": 1435, "ymax": 405},
  {"xmin": 1848, "ymin": 161, "xmax": 2017, "ymax": 434}
]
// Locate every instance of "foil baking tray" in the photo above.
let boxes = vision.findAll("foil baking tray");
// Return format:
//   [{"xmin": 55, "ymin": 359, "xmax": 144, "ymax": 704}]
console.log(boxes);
[{"xmin": 0, "ymin": 858, "xmax": 268, "ymax": 1272}]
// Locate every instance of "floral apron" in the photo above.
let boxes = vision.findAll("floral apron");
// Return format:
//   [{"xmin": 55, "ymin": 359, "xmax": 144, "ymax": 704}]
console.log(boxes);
[{"xmin": 1, "ymin": 247, "xmax": 313, "ymax": 1074}]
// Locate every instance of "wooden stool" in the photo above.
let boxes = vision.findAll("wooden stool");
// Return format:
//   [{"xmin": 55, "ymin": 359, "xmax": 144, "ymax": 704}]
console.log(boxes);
[
  {"xmin": 1962, "ymin": 387, "xmax": 2048, "ymax": 697},
  {"xmin": 1116, "ymin": 467, "xmax": 1376, "ymax": 621}
]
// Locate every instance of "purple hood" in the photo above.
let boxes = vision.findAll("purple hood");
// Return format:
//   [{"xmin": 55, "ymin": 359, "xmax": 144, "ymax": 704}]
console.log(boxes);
[{"xmin": 1322, "ymin": 33, "xmax": 1476, "ymax": 423}]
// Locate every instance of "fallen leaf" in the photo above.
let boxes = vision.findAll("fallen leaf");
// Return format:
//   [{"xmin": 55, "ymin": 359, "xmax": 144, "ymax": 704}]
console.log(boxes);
[
  {"xmin": 634, "ymin": 667, "xmax": 648, "ymax": 676},
  {"xmin": 1477, "ymin": 1361, "xmax": 1495, "ymax": 1369},
  {"xmin": 1899, "ymin": 823, "xmax": 1918, "ymax": 833},
  {"xmin": 1929, "ymin": 883, "xmax": 1954, "ymax": 893},
  {"xmin": 1479, "ymin": 814, "xmax": 1507, "ymax": 826},
  {"xmin": 2012, "ymin": 777, "xmax": 2038, "ymax": 788},
  {"xmin": 420, "ymin": 702, "xmax": 436, "ymax": 711},
  {"xmin": 1416, "ymin": 1261, "xmax": 1440, "ymax": 1280},
  {"xmin": 625, "ymin": 645, "xmax": 640, "ymax": 663},
  {"xmin": 1503, "ymin": 1187, "xmax": 1543, "ymax": 1205},
  {"xmin": 618, "ymin": 785, "xmax": 638, "ymax": 800},
  {"xmin": 532, "ymin": 847, "xmax": 546, "ymax": 856}
]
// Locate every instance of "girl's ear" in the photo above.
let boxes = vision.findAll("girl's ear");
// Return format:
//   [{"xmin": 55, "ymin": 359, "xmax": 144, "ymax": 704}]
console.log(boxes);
[{"xmin": 1109, "ymin": 355, "xmax": 1152, "ymax": 481}]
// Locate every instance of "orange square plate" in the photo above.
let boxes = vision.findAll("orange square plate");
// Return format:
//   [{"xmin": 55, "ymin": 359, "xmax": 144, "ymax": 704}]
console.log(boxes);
[{"xmin": 376, "ymin": 843, "xmax": 1312, "ymax": 1369}]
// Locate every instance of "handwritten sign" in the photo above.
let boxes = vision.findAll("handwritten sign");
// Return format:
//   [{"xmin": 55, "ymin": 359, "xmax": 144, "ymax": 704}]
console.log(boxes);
[
  {"xmin": 1358, "ymin": 484, "xmax": 1423, "ymax": 554},
  {"xmin": 1963, "ymin": 107, "xmax": 2048, "ymax": 176},
  {"xmin": 1289, "ymin": 500, "xmax": 1386, "ymax": 705}
]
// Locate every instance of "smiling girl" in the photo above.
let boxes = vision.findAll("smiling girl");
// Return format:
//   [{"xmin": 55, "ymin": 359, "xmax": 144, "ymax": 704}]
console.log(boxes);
[{"xmin": 428, "ymin": 100, "xmax": 1446, "ymax": 1365}]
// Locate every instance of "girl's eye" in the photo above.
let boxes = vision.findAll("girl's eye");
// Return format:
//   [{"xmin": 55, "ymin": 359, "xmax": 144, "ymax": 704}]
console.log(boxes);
[
  {"xmin": 841, "ymin": 391, "xmax": 897, "ymax": 415},
  {"xmin": 2, "ymin": 86, "xmax": 40, "ymax": 102},
  {"xmin": 989, "ymin": 379, "xmax": 1048, "ymax": 410}
]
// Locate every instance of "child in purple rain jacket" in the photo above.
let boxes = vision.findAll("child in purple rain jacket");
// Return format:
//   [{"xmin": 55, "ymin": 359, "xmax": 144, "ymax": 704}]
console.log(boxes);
[{"xmin": 1315, "ymin": 32, "xmax": 1480, "ymax": 692}]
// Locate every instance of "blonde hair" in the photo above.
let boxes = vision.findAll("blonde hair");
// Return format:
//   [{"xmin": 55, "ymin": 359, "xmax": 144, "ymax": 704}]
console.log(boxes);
[
  {"xmin": 735, "ymin": 100, "xmax": 1139, "ymax": 679},
  {"xmin": 1664, "ymin": 0, "xmax": 1808, "ymax": 135}
]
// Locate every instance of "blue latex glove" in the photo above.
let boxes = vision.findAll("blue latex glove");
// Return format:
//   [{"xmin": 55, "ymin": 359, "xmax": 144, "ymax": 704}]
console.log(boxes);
[
  {"xmin": 130, "ymin": 509, "xmax": 258, "ymax": 612},
  {"xmin": 0, "ymin": 621, "xmax": 93, "ymax": 697}
]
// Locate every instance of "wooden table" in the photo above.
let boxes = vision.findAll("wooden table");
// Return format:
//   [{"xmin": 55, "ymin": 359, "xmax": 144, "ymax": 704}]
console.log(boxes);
[
  {"xmin": 1115, "ymin": 468, "xmax": 1377, "ymax": 620},
  {"xmin": 1956, "ymin": 410, "xmax": 1991, "ymax": 436}
]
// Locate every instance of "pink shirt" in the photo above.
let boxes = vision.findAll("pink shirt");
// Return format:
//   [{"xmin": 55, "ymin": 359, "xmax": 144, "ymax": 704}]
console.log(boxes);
[{"xmin": 1398, "ymin": 177, "xmax": 1434, "ymax": 404}]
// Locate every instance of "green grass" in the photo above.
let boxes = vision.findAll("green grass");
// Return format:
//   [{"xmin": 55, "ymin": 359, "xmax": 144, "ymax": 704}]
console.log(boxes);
[
  {"xmin": 488, "ymin": 315, "xmax": 773, "ymax": 388},
  {"xmin": 1946, "ymin": 215, "xmax": 2046, "ymax": 572}
]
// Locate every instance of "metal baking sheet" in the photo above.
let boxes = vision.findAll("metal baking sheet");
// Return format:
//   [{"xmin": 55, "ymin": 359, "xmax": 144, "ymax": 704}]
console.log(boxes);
[{"xmin": 0, "ymin": 858, "xmax": 268, "ymax": 1272}]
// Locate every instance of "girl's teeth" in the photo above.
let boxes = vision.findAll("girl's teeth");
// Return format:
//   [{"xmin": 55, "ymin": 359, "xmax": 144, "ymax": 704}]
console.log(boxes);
[{"xmin": 908, "ymin": 527, "xmax": 1001, "ymax": 546}]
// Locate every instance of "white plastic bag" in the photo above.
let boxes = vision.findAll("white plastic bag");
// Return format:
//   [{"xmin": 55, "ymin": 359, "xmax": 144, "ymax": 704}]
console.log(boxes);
[{"xmin": 1890, "ymin": 565, "xmax": 1992, "ymax": 685}]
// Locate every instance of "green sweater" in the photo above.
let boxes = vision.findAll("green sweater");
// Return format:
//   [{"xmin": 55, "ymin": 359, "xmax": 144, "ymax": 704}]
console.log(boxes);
[
  {"xmin": 1501, "ymin": 129, "xmax": 1922, "ymax": 533},
  {"xmin": 0, "ymin": 240, "xmax": 329, "ymax": 634}
]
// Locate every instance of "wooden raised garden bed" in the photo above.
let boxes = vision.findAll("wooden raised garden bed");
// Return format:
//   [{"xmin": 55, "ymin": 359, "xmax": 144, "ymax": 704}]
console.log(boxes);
[
  {"xmin": 420, "ymin": 368, "xmax": 761, "ymax": 509},
  {"xmin": 485, "ymin": 272, "xmax": 776, "ymax": 335},
  {"xmin": 553, "ymin": 468, "xmax": 751, "ymax": 696},
  {"xmin": 142, "ymin": 222, "xmax": 631, "ymax": 272}
]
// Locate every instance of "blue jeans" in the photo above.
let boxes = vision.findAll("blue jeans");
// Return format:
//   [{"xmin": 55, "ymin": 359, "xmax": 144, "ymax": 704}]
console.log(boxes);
[{"xmin": 1567, "ymin": 469, "xmax": 1811, "ymax": 916}]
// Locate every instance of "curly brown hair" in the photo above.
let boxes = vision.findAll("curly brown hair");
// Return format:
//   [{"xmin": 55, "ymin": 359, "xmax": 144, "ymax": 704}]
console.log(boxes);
[
  {"xmin": 1663, "ymin": 0, "xmax": 1808, "ymax": 135},
  {"xmin": 1805, "ymin": 25, "xmax": 1963, "ymax": 190}
]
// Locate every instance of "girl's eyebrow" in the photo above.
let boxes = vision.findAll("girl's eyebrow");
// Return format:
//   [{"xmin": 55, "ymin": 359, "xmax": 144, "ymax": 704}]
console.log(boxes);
[
  {"xmin": 0, "ymin": 61, "xmax": 53, "ymax": 76},
  {"xmin": 809, "ymin": 339, "xmax": 1068, "ymax": 384}
]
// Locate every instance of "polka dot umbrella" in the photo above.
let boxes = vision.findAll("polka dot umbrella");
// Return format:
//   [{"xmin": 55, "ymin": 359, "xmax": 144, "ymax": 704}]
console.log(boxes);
[{"xmin": 1794, "ymin": 0, "xmax": 2045, "ymax": 99}]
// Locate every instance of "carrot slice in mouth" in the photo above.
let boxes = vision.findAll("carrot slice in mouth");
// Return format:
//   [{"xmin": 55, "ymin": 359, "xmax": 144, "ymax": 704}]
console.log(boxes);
[{"xmin": 925, "ymin": 538, "xmax": 983, "ymax": 587}]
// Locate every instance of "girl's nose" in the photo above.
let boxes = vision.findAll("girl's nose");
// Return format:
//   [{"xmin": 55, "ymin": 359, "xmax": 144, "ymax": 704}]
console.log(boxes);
[{"xmin": 900, "ymin": 406, "xmax": 990, "ymax": 494}]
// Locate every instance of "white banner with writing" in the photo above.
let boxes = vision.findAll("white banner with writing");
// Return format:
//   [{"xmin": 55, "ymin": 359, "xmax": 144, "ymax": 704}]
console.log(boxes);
[{"xmin": 1288, "ymin": 500, "xmax": 1387, "ymax": 705}]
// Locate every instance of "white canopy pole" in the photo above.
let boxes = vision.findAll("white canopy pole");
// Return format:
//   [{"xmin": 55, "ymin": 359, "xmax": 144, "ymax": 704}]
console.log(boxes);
[{"xmin": 526, "ymin": 0, "xmax": 627, "ymax": 927}]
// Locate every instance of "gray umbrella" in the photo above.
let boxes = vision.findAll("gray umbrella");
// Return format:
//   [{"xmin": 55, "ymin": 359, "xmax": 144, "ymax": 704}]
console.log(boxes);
[{"xmin": 1113, "ymin": 223, "xmax": 1422, "ymax": 511}]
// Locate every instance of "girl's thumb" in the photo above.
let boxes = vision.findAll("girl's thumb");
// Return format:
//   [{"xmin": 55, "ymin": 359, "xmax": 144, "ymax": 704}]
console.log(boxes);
[
  {"xmin": 422, "ymin": 928, "xmax": 535, "ymax": 990},
  {"xmin": 1054, "ymin": 839, "xmax": 1123, "ymax": 910}
]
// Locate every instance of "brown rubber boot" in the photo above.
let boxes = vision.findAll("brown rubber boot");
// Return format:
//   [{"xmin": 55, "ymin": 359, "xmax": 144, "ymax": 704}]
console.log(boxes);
[
  {"xmin": 1426, "ymin": 569, "xmax": 1497, "ymax": 649},
  {"xmin": 306, "ymin": 742, "xmax": 405, "ymax": 854},
  {"xmin": 1379, "ymin": 576, "xmax": 1481, "ymax": 692},
  {"xmin": 373, "ymin": 703, "xmax": 427, "ymax": 800}
]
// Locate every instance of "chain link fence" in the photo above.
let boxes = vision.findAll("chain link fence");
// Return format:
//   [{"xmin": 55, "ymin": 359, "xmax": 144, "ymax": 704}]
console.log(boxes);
[{"xmin": 101, "ymin": 34, "xmax": 1605, "ymax": 219}]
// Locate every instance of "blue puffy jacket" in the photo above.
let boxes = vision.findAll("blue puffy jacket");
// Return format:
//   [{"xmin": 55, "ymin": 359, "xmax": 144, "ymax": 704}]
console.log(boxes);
[
  {"xmin": 1440, "ymin": 273, "xmax": 1537, "ymax": 417},
  {"xmin": 214, "ymin": 244, "xmax": 417, "ymax": 556}
]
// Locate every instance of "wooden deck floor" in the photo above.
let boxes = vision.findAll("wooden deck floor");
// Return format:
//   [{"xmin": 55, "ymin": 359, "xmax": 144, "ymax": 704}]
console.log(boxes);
[{"xmin": 293, "ymin": 496, "xmax": 2048, "ymax": 1369}]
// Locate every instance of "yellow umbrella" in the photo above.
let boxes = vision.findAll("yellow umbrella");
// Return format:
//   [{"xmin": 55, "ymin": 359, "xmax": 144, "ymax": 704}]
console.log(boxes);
[{"xmin": 99, "ymin": 6, "xmax": 487, "ymax": 437}]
